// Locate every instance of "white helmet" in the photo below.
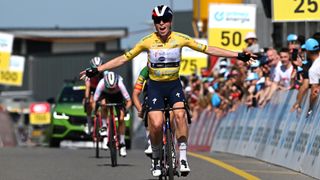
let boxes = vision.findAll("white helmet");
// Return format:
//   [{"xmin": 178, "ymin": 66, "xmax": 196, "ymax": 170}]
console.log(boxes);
[
  {"xmin": 90, "ymin": 57, "xmax": 102, "ymax": 68},
  {"xmin": 104, "ymin": 71, "xmax": 119, "ymax": 89}
]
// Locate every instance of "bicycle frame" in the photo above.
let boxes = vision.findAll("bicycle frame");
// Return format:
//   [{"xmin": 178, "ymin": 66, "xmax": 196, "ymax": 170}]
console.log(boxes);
[{"xmin": 100, "ymin": 103, "xmax": 123, "ymax": 167}]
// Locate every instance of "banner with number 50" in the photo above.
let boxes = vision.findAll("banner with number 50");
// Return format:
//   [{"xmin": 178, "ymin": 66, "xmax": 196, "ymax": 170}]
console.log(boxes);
[{"xmin": 208, "ymin": 3, "xmax": 256, "ymax": 52}]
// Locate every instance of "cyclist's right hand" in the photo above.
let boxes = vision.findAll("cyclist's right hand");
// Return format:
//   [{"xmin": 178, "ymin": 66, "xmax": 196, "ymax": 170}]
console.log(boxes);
[
  {"xmin": 80, "ymin": 67, "xmax": 99, "ymax": 80},
  {"xmin": 138, "ymin": 110, "xmax": 144, "ymax": 119}
]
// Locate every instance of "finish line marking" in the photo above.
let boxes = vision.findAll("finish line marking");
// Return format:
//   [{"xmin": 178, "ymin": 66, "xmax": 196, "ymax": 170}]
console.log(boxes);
[{"xmin": 188, "ymin": 152, "xmax": 261, "ymax": 180}]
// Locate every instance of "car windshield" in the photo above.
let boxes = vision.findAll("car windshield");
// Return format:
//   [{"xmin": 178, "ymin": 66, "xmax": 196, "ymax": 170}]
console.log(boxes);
[{"xmin": 58, "ymin": 86, "xmax": 84, "ymax": 103}]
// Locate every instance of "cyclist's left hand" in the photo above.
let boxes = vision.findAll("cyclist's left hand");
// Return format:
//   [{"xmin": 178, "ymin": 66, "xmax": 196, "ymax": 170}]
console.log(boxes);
[{"xmin": 237, "ymin": 52, "xmax": 257, "ymax": 66}]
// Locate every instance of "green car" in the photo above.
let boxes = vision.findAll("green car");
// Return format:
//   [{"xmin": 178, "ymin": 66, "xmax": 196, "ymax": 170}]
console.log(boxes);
[{"xmin": 48, "ymin": 81, "xmax": 132, "ymax": 148}]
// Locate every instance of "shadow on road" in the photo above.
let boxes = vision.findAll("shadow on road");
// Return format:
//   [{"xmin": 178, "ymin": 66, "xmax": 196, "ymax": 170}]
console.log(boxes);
[
  {"xmin": 88, "ymin": 155, "xmax": 111, "ymax": 159},
  {"xmin": 97, "ymin": 163, "xmax": 134, "ymax": 167}
]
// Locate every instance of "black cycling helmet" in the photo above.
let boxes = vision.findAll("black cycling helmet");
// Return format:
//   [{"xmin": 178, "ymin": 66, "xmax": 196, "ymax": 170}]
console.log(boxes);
[
  {"xmin": 152, "ymin": 5, "xmax": 173, "ymax": 23},
  {"xmin": 104, "ymin": 71, "xmax": 119, "ymax": 89}
]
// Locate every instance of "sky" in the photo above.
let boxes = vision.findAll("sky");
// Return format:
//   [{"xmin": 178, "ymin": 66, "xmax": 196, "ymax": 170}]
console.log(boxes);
[{"xmin": 0, "ymin": 0, "xmax": 193, "ymax": 48}]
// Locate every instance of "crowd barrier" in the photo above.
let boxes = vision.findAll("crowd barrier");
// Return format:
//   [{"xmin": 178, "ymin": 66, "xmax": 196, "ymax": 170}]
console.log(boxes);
[{"xmin": 189, "ymin": 90, "xmax": 320, "ymax": 179}]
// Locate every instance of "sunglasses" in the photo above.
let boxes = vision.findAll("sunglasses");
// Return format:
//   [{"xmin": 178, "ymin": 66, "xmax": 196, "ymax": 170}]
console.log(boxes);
[
  {"xmin": 153, "ymin": 16, "xmax": 172, "ymax": 24},
  {"xmin": 288, "ymin": 40, "xmax": 298, "ymax": 45}
]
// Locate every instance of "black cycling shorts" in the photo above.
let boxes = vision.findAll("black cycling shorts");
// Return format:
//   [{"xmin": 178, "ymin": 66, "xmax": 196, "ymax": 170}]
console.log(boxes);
[
  {"xmin": 98, "ymin": 91, "xmax": 125, "ymax": 108},
  {"xmin": 147, "ymin": 79, "xmax": 185, "ymax": 111}
]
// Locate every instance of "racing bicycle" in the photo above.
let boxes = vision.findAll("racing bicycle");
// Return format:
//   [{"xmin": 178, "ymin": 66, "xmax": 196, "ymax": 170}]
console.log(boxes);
[{"xmin": 144, "ymin": 99, "xmax": 192, "ymax": 180}]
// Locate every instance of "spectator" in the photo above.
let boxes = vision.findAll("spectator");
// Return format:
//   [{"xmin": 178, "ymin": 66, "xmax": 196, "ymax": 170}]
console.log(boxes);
[
  {"xmin": 245, "ymin": 72, "xmax": 260, "ymax": 107},
  {"xmin": 287, "ymin": 34, "xmax": 299, "ymax": 51},
  {"xmin": 291, "ymin": 46, "xmax": 312, "ymax": 112},
  {"xmin": 244, "ymin": 32, "xmax": 260, "ymax": 54},
  {"xmin": 264, "ymin": 48, "xmax": 295, "ymax": 102},
  {"xmin": 305, "ymin": 38, "xmax": 320, "ymax": 115},
  {"xmin": 266, "ymin": 48, "xmax": 281, "ymax": 81}
]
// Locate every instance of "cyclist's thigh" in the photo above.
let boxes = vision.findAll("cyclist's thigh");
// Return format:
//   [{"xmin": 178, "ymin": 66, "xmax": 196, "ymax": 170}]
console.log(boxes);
[
  {"xmin": 147, "ymin": 80, "xmax": 165, "ymax": 110},
  {"xmin": 167, "ymin": 80, "xmax": 186, "ymax": 107},
  {"xmin": 98, "ymin": 93, "xmax": 107, "ymax": 116}
]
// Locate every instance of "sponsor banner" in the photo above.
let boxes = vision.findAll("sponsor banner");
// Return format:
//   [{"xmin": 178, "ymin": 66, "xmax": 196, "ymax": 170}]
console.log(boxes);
[
  {"xmin": 0, "ymin": 32, "xmax": 14, "ymax": 70},
  {"xmin": 29, "ymin": 103, "xmax": 51, "ymax": 125},
  {"xmin": 272, "ymin": 0, "xmax": 320, "ymax": 22},
  {"xmin": 0, "ymin": 55, "xmax": 25, "ymax": 86},
  {"xmin": 208, "ymin": 4, "xmax": 256, "ymax": 51}
]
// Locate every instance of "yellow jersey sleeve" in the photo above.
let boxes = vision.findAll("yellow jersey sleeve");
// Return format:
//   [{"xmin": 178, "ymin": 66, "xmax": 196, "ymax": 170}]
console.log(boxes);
[
  {"xmin": 175, "ymin": 32, "xmax": 208, "ymax": 53},
  {"xmin": 124, "ymin": 34, "xmax": 152, "ymax": 60}
]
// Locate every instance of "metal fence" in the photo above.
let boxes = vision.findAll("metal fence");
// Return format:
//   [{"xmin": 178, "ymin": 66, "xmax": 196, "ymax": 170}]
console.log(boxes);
[{"xmin": 199, "ymin": 89, "xmax": 320, "ymax": 179}]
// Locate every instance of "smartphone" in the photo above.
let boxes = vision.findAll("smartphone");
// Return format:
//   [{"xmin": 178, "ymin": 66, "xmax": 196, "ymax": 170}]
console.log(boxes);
[{"xmin": 291, "ymin": 48, "xmax": 298, "ymax": 61}]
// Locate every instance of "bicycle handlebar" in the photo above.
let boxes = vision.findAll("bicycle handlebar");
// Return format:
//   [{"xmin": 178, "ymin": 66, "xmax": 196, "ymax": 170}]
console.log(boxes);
[
  {"xmin": 143, "ymin": 103, "xmax": 192, "ymax": 126},
  {"xmin": 98, "ymin": 103, "xmax": 124, "ymax": 107}
]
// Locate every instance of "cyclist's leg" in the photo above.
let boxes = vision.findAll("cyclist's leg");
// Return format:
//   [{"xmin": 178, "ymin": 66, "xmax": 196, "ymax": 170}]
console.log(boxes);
[
  {"xmin": 118, "ymin": 107, "xmax": 127, "ymax": 157},
  {"xmin": 168, "ymin": 80, "xmax": 190, "ymax": 174},
  {"xmin": 148, "ymin": 110, "xmax": 164, "ymax": 157},
  {"xmin": 100, "ymin": 98, "xmax": 108, "ymax": 128},
  {"xmin": 147, "ymin": 80, "xmax": 165, "ymax": 176},
  {"xmin": 99, "ymin": 98, "xmax": 109, "ymax": 139},
  {"xmin": 85, "ymin": 91, "xmax": 94, "ymax": 134},
  {"xmin": 118, "ymin": 108, "xmax": 126, "ymax": 144}
]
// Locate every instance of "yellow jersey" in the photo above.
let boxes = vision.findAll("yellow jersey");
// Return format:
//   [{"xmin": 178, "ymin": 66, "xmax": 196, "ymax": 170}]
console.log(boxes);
[{"xmin": 124, "ymin": 31, "xmax": 208, "ymax": 81}]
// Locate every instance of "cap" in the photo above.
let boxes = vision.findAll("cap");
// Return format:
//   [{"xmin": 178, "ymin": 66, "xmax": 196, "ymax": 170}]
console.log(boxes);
[
  {"xmin": 246, "ymin": 72, "xmax": 259, "ymax": 81},
  {"xmin": 250, "ymin": 60, "xmax": 260, "ymax": 68},
  {"xmin": 287, "ymin": 34, "xmax": 298, "ymax": 42},
  {"xmin": 305, "ymin": 38, "xmax": 319, "ymax": 51},
  {"xmin": 244, "ymin": 32, "xmax": 257, "ymax": 41}
]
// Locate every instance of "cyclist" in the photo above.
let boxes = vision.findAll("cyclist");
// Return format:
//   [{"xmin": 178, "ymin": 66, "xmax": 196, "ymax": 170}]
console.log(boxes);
[
  {"xmin": 81, "ymin": 5, "xmax": 254, "ymax": 177},
  {"xmin": 132, "ymin": 66, "xmax": 152, "ymax": 156},
  {"xmin": 83, "ymin": 57, "xmax": 103, "ymax": 134},
  {"xmin": 92, "ymin": 70, "xmax": 132, "ymax": 157},
  {"xmin": 133, "ymin": 66, "xmax": 177, "ymax": 158}
]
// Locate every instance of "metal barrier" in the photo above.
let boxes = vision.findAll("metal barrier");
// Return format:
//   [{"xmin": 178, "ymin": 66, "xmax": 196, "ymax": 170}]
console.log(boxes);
[{"xmin": 189, "ymin": 90, "xmax": 320, "ymax": 179}]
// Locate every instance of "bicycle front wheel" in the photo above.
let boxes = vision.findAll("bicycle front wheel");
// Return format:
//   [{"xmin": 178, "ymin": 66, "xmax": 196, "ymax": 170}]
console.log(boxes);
[
  {"xmin": 95, "ymin": 117, "xmax": 100, "ymax": 158},
  {"xmin": 109, "ymin": 118, "xmax": 117, "ymax": 167},
  {"xmin": 166, "ymin": 128, "xmax": 174, "ymax": 180}
]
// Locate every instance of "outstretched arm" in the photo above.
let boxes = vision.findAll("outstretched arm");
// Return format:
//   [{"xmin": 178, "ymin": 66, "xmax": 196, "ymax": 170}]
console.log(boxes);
[
  {"xmin": 205, "ymin": 46, "xmax": 238, "ymax": 58},
  {"xmin": 80, "ymin": 55, "xmax": 128, "ymax": 79},
  {"xmin": 98, "ymin": 55, "xmax": 128, "ymax": 72}
]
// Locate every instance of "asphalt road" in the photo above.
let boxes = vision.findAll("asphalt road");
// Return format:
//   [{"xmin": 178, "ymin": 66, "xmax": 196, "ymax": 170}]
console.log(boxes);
[{"xmin": 0, "ymin": 146, "xmax": 316, "ymax": 180}]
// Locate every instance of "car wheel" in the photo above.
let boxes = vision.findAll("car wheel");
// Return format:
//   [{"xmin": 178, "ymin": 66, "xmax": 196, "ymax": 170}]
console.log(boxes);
[{"xmin": 49, "ymin": 138, "xmax": 61, "ymax": 148}]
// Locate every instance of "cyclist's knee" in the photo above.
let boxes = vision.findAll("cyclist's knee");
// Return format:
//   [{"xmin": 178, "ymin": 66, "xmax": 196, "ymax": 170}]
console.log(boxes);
[
  {"xmin": 174, "ymin": 111, "xmax": 185, "ymax": 122},
  {"xmin": 149, "ymin": 113, "xmax": 163, "ymax": 130}
]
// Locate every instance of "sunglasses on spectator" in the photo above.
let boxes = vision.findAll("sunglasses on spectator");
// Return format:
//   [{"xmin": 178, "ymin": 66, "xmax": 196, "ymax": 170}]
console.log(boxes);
[
  {"xmin": 153, "ymin": 16, "xmax": 172, "ymax": 24},
  {"xmin": 288, "ymin": 40, "xmax": 298, "ymax": 45}
]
